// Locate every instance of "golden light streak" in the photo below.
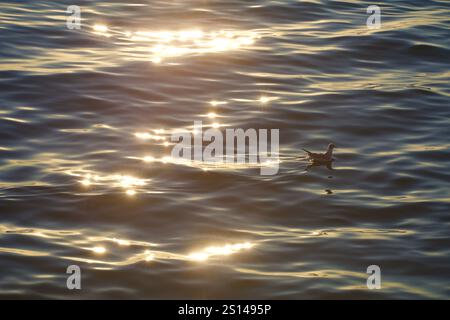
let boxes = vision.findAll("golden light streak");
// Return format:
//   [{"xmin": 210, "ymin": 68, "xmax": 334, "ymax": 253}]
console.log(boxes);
[
  {"xmin": 188, "ymin": 242, "xmax": 254, "ymax": 261},
  {"xmin": 91, "ymin": 246, "xmax": 106, "ymax": 254},
  {"xmin": 93, "ymin": 24, "xmax": 108, "ymax": 33},
  {"xmin": 210, "ymin": 100, "xmax": 227, "ymax": 107}
]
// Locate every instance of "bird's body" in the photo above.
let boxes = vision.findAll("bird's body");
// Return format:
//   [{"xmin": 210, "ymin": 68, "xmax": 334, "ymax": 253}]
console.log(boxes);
[{"xmin": 302, "ymin": 143, "xmax": 335, "ymax": 163}]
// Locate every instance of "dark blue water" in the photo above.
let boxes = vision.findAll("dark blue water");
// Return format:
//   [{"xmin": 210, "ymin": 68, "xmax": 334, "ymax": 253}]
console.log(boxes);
[{"xmin": 0, "ymin": 0, "xmax": 449, "ymax": 299}]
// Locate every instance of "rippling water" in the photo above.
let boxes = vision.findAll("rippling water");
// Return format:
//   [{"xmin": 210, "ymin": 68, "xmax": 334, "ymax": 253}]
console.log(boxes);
[{"xmin": 0, "ymin": 0, "xmax": 449, "ymax": 299}]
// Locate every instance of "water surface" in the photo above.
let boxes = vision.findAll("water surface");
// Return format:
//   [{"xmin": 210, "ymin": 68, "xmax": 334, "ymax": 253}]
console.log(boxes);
[{"xmin": 0, "ymin": 0, "xmax": 449, "ymax": 299}]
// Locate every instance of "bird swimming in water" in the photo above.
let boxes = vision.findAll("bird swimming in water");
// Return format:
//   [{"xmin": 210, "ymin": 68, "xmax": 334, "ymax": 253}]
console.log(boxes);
[{"xmin": 302, "ymin": 143, "xmax": 335, "ymax": 163}]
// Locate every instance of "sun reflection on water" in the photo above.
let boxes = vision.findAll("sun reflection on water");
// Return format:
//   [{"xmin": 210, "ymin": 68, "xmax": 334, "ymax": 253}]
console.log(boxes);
[
  {"xmin": 135, "ymin": 132, "xmax": 166, "ymax": 141},
  {"xmin": 89, "ymin": 24, "xmax": 260, "ymax": 63},
  {"xmin": 73, "ymin": 171, "xmax": 149, "ymax": 196},
  {"xmin": 126, "ymin": 189, "xmax": 136, "ymax": 196},
  {"xmin": 91, "ymin": 246, "xmax": 106, "ymax": 254},
  {"xmin": 188, "ymin": 242, "xmax": 254, "ymax": 262},
  {"xmin": 128, "ymin": 154, "xmax": 281, "ymax": 172},
  {"xmin": 93, "ymin": 24, "xmax": 108, "ymax": 33},
  {"xmin": 206, "ymin": 112, "xmax": 217, "ymax": 118},
  {"xmin": 210, "ymin": 100, "xmax": 228, "ymax": 107},
  {"xmin": 92, "ymin": 24, "xmax": 110, "ymax": 37},
  {"xmin": 1, "ymin": 223, "xmax": 259, "ymax": 268},
  {"xmin": 258, "ymin": 96, "xmax": 279, "ymax": 104},
  {"xmin": 112, "ymin": 238, "xmax": 130, "ymax": 246}
]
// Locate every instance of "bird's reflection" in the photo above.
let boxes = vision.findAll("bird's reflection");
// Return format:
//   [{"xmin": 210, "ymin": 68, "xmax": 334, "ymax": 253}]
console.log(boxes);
[{"xmin": 305, "ymin": 159, "xmax": 334, "ymax": 171}]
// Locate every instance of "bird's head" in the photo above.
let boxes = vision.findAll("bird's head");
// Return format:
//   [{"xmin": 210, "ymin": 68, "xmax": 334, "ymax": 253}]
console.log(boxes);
[{"xmin": 328, "ymin": 143, "xmax": 336, "ymax": 150}]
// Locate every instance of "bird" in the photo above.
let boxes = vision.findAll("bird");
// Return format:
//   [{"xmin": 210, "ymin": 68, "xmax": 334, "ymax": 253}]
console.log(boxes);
[{"xmin": 302, "ymin": 143, "xmax": 335, "ymax": 163}]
